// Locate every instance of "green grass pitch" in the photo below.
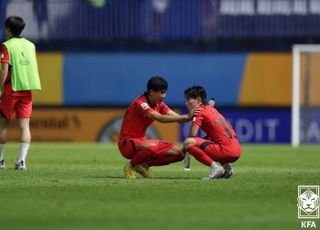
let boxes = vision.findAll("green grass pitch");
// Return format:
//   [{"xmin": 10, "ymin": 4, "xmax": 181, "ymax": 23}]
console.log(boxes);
[{"xmin": 0, "ymin": 143, "xmax": 319, "ymax": 230}]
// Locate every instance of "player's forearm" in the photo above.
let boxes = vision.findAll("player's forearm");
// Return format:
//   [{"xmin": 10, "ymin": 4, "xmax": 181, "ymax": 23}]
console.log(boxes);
[
  {"xmin": 188, "ymin": 132, "xmax": 197, "ymax": 137},
  {"xmin": 157, "ymin": 114, "xmax": 192, "ymax": 123},
  {"xmin": 0, "ymin": 69, "xmax": 6, "ymax": 89},
  {"xmin": 0, "ymin": 63, "xmax": 8, "ymax": 89},
  {"xmin": 188, "ymin": 125, "xmax": 199, "ymax": 137}
]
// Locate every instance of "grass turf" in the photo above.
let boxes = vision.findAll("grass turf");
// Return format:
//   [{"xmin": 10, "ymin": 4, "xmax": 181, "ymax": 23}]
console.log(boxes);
[{"xmin": 0, "ymin": 143, "xmax": 319, "ymax": 230}]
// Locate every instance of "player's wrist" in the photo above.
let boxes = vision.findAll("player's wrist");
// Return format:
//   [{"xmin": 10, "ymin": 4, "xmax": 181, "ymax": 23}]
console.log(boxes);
[{"xmin": 186, "ymin": 113, "xmax": 193, "ymax": 120}]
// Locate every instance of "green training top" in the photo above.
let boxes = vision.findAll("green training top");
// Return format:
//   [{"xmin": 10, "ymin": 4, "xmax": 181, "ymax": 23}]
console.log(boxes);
[{"xmin": 3, "ymin": 37, "xmax": 41, "ymax": 91}]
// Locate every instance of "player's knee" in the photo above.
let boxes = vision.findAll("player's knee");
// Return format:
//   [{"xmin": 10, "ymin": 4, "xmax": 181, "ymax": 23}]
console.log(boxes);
[
  {"xmin": 165, "ymin": 143, "xmax": 184, "ymax": 156},
  {"xmin": 175, "ymin": 154, "xmax": 184, "ymax": 161},
  {"xmin": 140, "ymin": 142, "xmax": 156, "ymax": 152},
  {"xmin": 183, "ymin": 137, "xmax": 196, "ymax": 149},
  {"xmin": 143, "ymin": 145, "xmax": 157, "ymax": 155},
  {"xmin": 174, "ymin": 144, "xmax": 185, "ymax": 156}
]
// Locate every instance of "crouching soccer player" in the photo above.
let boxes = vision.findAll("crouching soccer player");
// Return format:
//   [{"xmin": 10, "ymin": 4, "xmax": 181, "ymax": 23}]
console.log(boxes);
[
  {"xmin": 118, "ymin": 76, "xmax": 199, "ymax": 179},
  {"xmin": 183, "ymin": 86, "xmax": 241, "ymax": 179}
]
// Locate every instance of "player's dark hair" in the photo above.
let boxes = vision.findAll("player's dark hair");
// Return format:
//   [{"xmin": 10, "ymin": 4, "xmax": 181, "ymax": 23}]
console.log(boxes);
[
  {"xmin": 184, "ymin": 86, "xmax": 207, "ymax": 104},
  {"xmin": 4, "ymin": 16, "xmax": 25, "ymax": 37},
  {"xmin": 147, "ymin": 76, "xmax": 168, "ymax": 93}
]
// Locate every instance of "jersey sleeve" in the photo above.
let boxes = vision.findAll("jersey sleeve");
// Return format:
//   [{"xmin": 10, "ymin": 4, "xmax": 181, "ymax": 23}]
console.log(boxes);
[
  {"xmin": 136, "ymin": 100, "xmax": 155, "ymax": 117},
  {"xmin": 159, "ymin": 102, "xmax": 170, "ymax": 114},
  {"xmin": 192, "ymin": 110, "xmax": 204, "ymax": 127},
  {"xmin": 0, "ymin": 45, "xmax": 9, "ymax": 63}
]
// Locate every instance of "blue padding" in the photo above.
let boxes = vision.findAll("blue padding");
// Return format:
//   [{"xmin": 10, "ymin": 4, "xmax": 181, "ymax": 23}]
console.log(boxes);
[
  {"xmin": 180, "ymin": 108, "xmax": 292, "ymax": 143},
  {"xmin": 63, "ymin": 53, "xmax": 246, "ymax": 106}
]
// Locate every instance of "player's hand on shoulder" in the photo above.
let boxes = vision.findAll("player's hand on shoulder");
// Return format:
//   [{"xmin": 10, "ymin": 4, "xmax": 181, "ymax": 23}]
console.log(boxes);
[
  {"xmin": 194, "ymin": 105, "xmax": 201, "ymax": 115},
  {"xmin": 188, "ymin": 105, "xmax": 200, "ymax": 119}
]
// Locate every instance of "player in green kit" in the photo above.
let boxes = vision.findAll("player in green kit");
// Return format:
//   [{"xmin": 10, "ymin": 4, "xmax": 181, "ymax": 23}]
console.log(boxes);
[{"xmin": 0, "ymin": 16, "xmax": 41, "ymax": 170}]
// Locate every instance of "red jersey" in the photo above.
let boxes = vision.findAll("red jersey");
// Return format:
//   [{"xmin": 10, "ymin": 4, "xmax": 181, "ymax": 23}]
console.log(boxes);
[
  {"xmin": 192, "ymin": 105, "xmax": 238, "ymax": 147},
  {"xmin": 0, "ymin": 45, "xmax": 31, "ymax": 96},
  {"xmin": 119, "ymin": 94, "xmax": 170, "ymax": 139}
]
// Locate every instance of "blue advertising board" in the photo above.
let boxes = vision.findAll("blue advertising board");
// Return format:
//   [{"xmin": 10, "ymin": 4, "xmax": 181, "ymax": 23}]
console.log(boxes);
[
  {"xmin": 300, "ymin": 110, "xmax": 320, "ymax": 144},
  {"xmin": 180, "ymin": 108, "xmax": 292, "ymax": 143},
  {"xmin": 180, "ymin": 108, "xmax": 320, "ymax": 144}
]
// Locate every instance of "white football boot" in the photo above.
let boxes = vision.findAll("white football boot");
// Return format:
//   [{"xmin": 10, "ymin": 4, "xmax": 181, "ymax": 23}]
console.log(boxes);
[
  {"xmin": 0, "ymin": 160, "xmax": 5, "ymax": 170},
  {"xmin": 15, "ymin": 160, "xmax": 26, "ymax": 170},
  {"xmin": 204, "ymin": 162, "xmax": 225, "ymax": 179}
]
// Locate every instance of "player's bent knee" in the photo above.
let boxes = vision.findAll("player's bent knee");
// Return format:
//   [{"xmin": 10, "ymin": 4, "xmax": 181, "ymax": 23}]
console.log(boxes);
[
  {"xmin": 183, "ymin": 137, "xmax": 196, "ymax": 149},
  {"xmin": 140, "ymin": 142, "xmax": 157, "ymax": 151}
]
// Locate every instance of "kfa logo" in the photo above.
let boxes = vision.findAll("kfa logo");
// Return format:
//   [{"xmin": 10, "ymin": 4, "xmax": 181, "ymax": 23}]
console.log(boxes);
[{"xmin": 297, "ymin": 185, "xmax": 319, "ymax": 228}]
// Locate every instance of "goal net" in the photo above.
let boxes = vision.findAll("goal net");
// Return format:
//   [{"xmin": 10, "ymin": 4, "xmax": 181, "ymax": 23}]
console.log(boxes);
[{"xmin": 292, "ymin": 45, "xmax": 320, "ymax": 147}]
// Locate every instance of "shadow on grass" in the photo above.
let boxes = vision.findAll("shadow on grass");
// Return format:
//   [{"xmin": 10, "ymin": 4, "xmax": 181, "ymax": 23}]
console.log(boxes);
[{"xmin": 88, "ymin": 175, "xmax": 228, "ymax": 180}]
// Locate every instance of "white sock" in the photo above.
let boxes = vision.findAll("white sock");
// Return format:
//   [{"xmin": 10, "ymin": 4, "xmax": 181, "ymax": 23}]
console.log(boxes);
[
  {"xmin": 0, "ymin": 144, "xmax": 4, "ymax": 161},
  {"xmin": 17, "ymin": 143, "xmax": 30, "ymax": 163},
  {"xmin": 210, "ymin": 162, "xmax": 221, "ymax": 171}
]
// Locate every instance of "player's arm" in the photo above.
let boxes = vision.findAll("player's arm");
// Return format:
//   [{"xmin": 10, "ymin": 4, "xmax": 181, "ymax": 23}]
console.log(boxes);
[
  {"xmin": 188, "ymin": 125, "xmax": 200, "ymax": 137},
  {"xmin": 0, "ymin": 62, "xmax": 8, "ymax": 89},
  {"xmin": 166, "ymin": 109, "xmax": 180, "ymax": 116},
  {"xmin": 147, "ymin": 107, "xmax": 199, "ymax": 123},
  {"xmin": 0, "ymin": 45, "xmax": 9, "ymax": 90}
]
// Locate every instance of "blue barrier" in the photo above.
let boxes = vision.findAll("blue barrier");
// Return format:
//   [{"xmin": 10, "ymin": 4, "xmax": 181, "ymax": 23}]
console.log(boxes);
[
  {"xmin": 63, "ymin": 52, "xmax": 245, "ymax": 106},
  {"xmin": 180, "ymin": 107, "xmax": 320, "ymax": 144},
  {"xmin": 180, "ymin": 108, "xmax": 292, "ymax": 143}
]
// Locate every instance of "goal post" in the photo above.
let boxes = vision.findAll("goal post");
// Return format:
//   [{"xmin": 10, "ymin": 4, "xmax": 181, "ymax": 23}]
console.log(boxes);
[{"xmin": 292, "ymin": 45, "xmax": 320, "ymax": 147}]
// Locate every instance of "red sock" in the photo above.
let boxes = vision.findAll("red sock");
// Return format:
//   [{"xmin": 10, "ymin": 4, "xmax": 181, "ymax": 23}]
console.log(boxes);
[
  {"xmin": 131, "ymin": 150, "xmax": 156, "ymax": 167},
  {"xmin": 186, "ymin": 146, "xmax": 213, "ymax": 166},
  {"xmin": 147, "ymin": 155, "xmax": 184, "ymax": 166}
]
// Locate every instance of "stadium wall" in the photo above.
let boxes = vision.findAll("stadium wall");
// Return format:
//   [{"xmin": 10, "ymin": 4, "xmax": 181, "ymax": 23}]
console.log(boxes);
[
  {"xmin": 34, "ymin": 51, "xmax": 293, "ymax": 107},
  {"xmin": 25, "ymin": 51, "xmax": 300, "ymax": 143},
  {"xmin": 7, "ymin": 107, "xmax": 320, "ymax": 144},
  {"xmin": 7, "ymin": 108, "xmax": 179, "ymax": 143}
]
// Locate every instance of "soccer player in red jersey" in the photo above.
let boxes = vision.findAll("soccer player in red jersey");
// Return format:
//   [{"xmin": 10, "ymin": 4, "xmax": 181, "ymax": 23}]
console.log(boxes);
[
  {"xmin": 183, "ymin": 86, "xmax": 241, "ymax": 179},
  {"xmin": 118, "ymin": 76, "xmax": 199, "ymax": 179},
  {"xmin": 0, "ymin": 16, "xmax": 41, "ymax": 170}
]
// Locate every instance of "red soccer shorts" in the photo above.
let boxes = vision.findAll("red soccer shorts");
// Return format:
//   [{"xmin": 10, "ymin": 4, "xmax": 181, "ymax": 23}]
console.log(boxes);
[
  {"xmin": 0, "ymin": 90, "xmax": 32, "ymax": 119},
  {"xmin": 118, "ymin": 137, "xmax": 174, "ymax": 160},
  {"xmin": 194, "ymin": 137, "xmax": 240, "ymax": 164}
]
